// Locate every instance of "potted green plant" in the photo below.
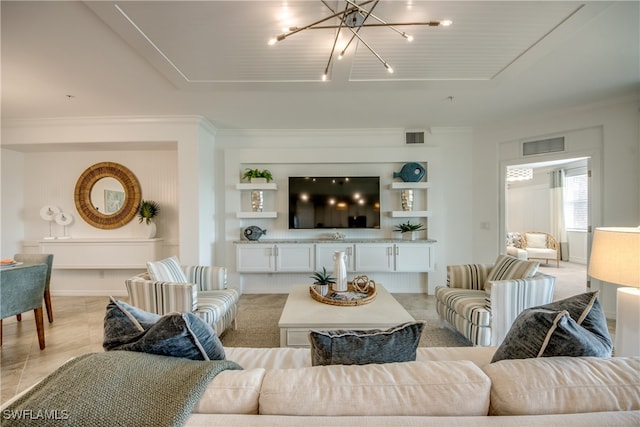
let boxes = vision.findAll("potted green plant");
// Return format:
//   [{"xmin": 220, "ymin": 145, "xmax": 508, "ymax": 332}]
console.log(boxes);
[
  {"xmin": 242, "ymin": 168, "xmax": 273, "ymax": 183},
  {"xmin": 138, "ymin": 200, "xmax": 160, "ymax": 238},
  {"xmin": 394, "ymin": 220, "xmax": 425, "ymax": 241},
  {"xmin": 310, "ymin": 267, "xmax": 335, "ymax": 296}
]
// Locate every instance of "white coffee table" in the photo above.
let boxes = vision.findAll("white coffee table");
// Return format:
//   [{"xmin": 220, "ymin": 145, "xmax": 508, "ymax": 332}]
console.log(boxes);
[{"xmin": 278, "ymin": 284, "xmax": 415, "ymax": 348}]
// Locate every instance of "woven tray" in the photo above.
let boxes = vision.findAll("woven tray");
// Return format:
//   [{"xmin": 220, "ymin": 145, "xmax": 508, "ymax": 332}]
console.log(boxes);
[{"xmin": 309, "ymin": 282, "xmax": 377, "ymax": 306}]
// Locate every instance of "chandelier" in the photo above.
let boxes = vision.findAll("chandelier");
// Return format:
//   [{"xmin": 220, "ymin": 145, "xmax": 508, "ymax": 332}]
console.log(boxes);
[{"xmin": 268, "ymin": 0, "xmax": 452, "ymax": 80}]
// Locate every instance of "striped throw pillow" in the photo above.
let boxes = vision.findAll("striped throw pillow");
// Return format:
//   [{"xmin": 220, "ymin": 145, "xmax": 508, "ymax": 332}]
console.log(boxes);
[
  {"xmin": 147, "ymin": 256, "xmax": 188, "ymax": 283},
  {"xmin": 487, "ymin": 254, "xmax": 538, "ymax": 281}
]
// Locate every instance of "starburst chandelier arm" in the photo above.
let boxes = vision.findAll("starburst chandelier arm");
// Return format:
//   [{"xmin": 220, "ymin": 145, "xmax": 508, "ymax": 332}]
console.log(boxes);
[
  {"xmin": 333, "ymin": 0, "xmax": 381, "ymax": 57},
  {"xmin": 343, "ymin": 0, "xmax": 413, "ymax": 40},
  {"xmin": 344, "ymin": 24, "xmax": 393, "ymax": 73},
  {"xmin": 271, "ymin": 0, "xmax": 375, "ymax": 42},
  {"xmin": 321, "ymin": 0, "xmax": 350, "ymax": 80}
]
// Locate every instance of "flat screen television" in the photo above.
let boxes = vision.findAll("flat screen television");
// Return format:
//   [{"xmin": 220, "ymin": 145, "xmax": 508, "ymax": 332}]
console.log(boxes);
[{"xmin": 289, "ymin": 176, "xmax": 380, "ymax": 229}]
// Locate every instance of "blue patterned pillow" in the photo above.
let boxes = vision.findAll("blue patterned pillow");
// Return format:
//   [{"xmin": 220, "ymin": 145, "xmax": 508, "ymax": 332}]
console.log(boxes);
[
  {"xmin": 147, "ymin": 256, "xmax": 188, "ymax": 283},
  {"xmin": 103, "ymin": 298, "xmax": 225, "ymax": 361},
  {"xmin": 491, "ymin": 291, "xmax": 612, "ymax": 363},
  {"xmin": 309, "ymin": 322, "xmax": 424, "ymax": 366}
]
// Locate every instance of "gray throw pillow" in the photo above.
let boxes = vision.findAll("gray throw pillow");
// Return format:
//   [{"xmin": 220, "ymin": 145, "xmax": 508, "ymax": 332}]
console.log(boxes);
[
  {"xmin": 491, "ymin": 291, "xmax": 612, "ymax": 363},
  {"xmin": 103, "ymin": 298, "xmax": 225, "ymax": 361},
  {"xmin": 309, "ymin": 322, "xmax": 424, "ymax": 366}
]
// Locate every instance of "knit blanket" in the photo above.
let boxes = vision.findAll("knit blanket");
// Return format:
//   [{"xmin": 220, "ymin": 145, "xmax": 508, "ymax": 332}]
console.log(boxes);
[{"xmin": 3, "ymin": 351, "xmax": 242, "ymax": 427}]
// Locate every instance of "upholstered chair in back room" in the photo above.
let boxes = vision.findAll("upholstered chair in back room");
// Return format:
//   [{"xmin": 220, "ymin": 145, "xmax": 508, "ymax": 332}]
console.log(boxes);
[{"xmin": 14, "ymin": 254, "xmax": 55, "ymax": 323}]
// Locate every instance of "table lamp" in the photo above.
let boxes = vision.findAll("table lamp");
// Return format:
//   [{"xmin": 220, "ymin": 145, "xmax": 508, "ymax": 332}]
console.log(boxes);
[{"xmin": 588, "ymin": 227, "xmax": 640, "ymax": 357}]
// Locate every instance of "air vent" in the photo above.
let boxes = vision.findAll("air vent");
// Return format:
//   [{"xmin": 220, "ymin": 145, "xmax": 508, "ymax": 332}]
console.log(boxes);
[
  {"xmin": 523, "ymin": 137, "xmax": 565, "ymax": 156},
  {"xmin": 405, "ymin": 131, "xmax": 425, "ymax": 144}
]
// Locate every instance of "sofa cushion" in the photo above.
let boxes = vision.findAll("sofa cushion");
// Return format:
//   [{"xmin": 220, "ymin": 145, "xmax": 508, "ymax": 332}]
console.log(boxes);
[
  {"xmin": 193, "ymin": 368, "xmax": 266, "ymax": 415},
  {"xmin": 103, "ymin": 298, "xmax": 225, "ymax": 361},
  {"xmin": 308, "ymin": 322, "xmax": 424, "ymax": 366},
  {"xmin": 484, "ymin": 356, "xmax": 640, "ymax": 415},
  {"xmin": 525, "ymin": 233, "xmax": 548, "ymax": 249},
  {"xmin": 258, "ymin": 360, "xmax": 491, "ymax": 416},
  {"xmin": 487, "ymin": 254, "xmax": 539, "ymax": 281},
  {"xmin": 491, "ymin": 291, "xmax": 612, "ymax": 362},
  {"xmin": 147, "ymin": 256, "xmax": 188, "ymax": 283}
]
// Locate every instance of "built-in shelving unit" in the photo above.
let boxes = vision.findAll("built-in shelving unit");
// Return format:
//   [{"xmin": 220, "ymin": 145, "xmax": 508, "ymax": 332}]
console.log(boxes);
[
  {"xmin": 388, "ymin": 182, "xmax": 431, "ymax": 218},
  {"xmin": 235, "ymin": 182, "xmax": 278, "ymax": 218}
]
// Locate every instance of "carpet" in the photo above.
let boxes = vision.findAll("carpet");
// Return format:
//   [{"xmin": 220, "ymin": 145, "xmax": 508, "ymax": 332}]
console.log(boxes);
[{"xmin": 220, "ymin": 293, "xmax": 471, "ymax": 348}]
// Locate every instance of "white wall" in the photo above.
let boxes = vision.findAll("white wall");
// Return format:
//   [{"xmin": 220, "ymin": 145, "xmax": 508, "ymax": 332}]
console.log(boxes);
[
  {"xmin": 475, "ymin": 96, "xmax": 640, "ymax": 317},
  {"xmin": 1, "ymin": 149, "xmax": 25, "ymax": 257}
]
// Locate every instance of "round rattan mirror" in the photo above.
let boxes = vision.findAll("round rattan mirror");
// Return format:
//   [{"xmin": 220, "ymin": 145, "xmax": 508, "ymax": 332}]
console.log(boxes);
[{"xmin": 74, "ymin": 162, "xmax": 142, "ymax": 229}]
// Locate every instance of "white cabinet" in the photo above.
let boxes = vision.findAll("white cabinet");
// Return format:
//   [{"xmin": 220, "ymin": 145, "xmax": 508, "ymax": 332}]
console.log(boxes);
[
  {"xmin": 235, "ymin": 183, "xmax": 278, "ymax": 218},
  {"xmin": 236, "ymin": 243, "xmax": 314, "ymax": 272},
  {"xmin": 355, "ymin": 242, "xmax": 433, "ymax": 272},
  {"xmin": 315, "ymin": 243, "xmax": 356, "ymax": 272}
]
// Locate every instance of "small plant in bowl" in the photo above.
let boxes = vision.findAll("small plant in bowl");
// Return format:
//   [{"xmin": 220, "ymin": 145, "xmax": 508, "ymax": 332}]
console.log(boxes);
[
  {"xmin": 310, "ymin": 267, "xmax": 335, "ymax": 296},
  {"xmin": 394, "ymin": 220, "xmax": 424, "ymax": 241},
  {"xmin": 137, "ymin": 200, "xmax": 160, "ymax": 224},
  {"xmin": 242, "ymin": 168, "xmax": 273, "ymax": 183}
]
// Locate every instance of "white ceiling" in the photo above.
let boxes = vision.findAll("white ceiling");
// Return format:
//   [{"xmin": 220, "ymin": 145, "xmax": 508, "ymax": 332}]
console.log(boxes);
[{"xmin": 1, "ymin": 1, "xmax": 638, "ymax": 130}]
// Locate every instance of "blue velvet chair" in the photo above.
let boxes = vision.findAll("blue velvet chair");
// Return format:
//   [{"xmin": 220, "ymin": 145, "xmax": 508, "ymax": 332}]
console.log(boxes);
[
  {"xmin": 14, "ymin": 254, "xmax": 54, "ymax": 322},
  {"xmin": 0, "ymin": 264, "xmax": 48, "ymax": 349}
]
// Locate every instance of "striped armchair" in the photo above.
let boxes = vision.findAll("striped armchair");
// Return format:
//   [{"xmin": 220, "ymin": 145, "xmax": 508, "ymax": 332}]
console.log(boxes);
[
  {"xmin": 435, "ymin": 257, "xmax": 556, "ymax": 347},
  {"xmin": 125, "ymin": 265, "xmax": 240, "ymax": 337}
]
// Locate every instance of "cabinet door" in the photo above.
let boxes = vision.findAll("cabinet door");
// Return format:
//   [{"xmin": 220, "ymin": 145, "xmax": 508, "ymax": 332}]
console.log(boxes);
[
  {"xmin": 276, "ymin": 244, "xmax": 315, "ymax": 272},
  {"xmin": 394, "ymin": 243, "xmax": 434, "ymax": 272},
  {"xmin": 355, "ymin": 243, "xmax": 394, "ymax": 272},
  {"xmin": 236, "ymin": 244, "xmax": 275, "ymax": 272},
  {"xmin": 315, "ymin": 243, "xmax": 356, "ymax": 272}
]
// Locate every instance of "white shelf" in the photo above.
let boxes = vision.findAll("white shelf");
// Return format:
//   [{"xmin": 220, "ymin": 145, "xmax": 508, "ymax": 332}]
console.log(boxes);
[
  {"xmin": 237, "ymin": 211, "xmax": 278, "ymax": 219},
  {"xmin": 236, "ymin": 183, "xmax": 277, "ymax": 190},
  {"xmin": 390, "ymin": 182, "xmax": 431, "ymax": 189},
  {"xmin": 389, "ymin": 210, "xmax": 431, "ymax": 218}
]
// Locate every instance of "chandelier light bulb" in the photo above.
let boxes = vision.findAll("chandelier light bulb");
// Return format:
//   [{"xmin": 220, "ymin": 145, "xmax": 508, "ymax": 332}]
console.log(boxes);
[
  {"xmin": 322, "ymin": 73, "xmax": 328, "ymax": 81},
  {"xmin": 385, "ymin": 63, "xmax": 394, "ymax": 73},
  {"xmin": 268, "ymin": 38, "xmax": 277, "ymax": 45},
  {"xmin": 440, "ymin": 20, "xmax": 453, "ymax": 26},
  {"xmin": 402, "ymin": 32, "xmax": 414, "ymax": 42}
]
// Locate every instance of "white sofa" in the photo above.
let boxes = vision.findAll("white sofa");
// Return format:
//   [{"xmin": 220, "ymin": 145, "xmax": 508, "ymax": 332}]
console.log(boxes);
[{"xmin": 182, "ymin": 346, "xmax": 639, "ymax": 426}]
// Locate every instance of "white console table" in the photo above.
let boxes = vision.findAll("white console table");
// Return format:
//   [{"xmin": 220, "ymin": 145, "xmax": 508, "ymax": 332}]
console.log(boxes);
[{"xmin": 27, "ymin": 238, "xmax": 163, "ymax": 269}]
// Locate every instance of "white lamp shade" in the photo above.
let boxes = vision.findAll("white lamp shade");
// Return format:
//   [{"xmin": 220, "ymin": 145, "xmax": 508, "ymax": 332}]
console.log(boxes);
[
  {"xmin": 39, "ymin": 205, "xmax": 60, "ymax": 221},
  {"xmin": 588, "ymin": 227, "xmax": 640, "ymax": 288}
]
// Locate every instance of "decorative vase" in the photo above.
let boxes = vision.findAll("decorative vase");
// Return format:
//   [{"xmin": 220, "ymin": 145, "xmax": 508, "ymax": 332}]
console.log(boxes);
[
  {"xmin": 251, "ymin": 190, "xmax": 264, "ymax": 212},
  {"xmin": 333, "ymin": 251, "xmax": 348, "ymax": 292},
  {"xmin": 146, "ymin": 221, "xmax": 157, "ymax": 239},
  {"xmin": 401, "ymin": 189, "xmax": 414, "ymax": 211},
  {"xmin": 315, "ymin": 284, "xmax": 329, "ymax": 296}
]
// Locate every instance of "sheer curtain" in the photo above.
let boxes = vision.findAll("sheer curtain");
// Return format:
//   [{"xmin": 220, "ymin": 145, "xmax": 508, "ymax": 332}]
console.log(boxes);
[{"xmin": 550, "ymin": 169, "xmax": 567, "ymax": 260}]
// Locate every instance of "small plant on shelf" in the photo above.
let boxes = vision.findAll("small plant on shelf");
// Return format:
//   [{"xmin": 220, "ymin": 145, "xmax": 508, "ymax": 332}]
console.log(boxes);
[
  {"xmin": 242, "ymin": 168, "xmax": 273, "ymax": 182},
  {"xmin": 394, "ymin": 220, "xmax": 425, "ymax": 233},
  {"xmin": 137, "ymin": 200, "xmax": 160, "ymax": 224}
]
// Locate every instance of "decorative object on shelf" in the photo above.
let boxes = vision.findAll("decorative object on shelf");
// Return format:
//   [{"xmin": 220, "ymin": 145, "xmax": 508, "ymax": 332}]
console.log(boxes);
[
  {"xmin": 309, "ymin": 281, "xmax": 377, "ymax": 306},
  {"xmin": 242, "ymin": 168, "xmax": 273, "ymax": 183},
  {"xmin": 54, "ymin": 212, "xmax": 74, "ymax": 239},
  {"xmin": 268, "ymin": 1, "xmax": 452, "ymax": 80},
  {"xmin": 394, "ymin": 220, "xmax": 425, "ymax": 241},
  {"xmin": 331, "ymin": 231, "xmax": 346, "ymax": 240},
  {"xmin": 137, "ymin": 200, "xmax": 160, "ymax": 239},
  {"xmin": 394, "ymin": 162, "xmax": 426, "ymax": 182},
  {"xmin": 401, "ymin": 189, "xmax": 414, "ymax": 211},
  {"xmin": 40, "ymin": 205, "xmax": 61, "ymax": 239},
  {"xmin": 243, "ymin": 226, "xmax": 267, "ymax": 241},
  {"xmin": 251, "ymin": 190, "xmax": 264, "ymax": 212},
  {"xmin": 588, "ymin": 227, "xmax": 640, "ymax": 357},
  {"xmin": 310, "ymin": 267, "xmax": 335, "ymax": 297},
  {"xmin": 352, "ymin": 275, "xmax": 376, "ymax": 293},
  {"xmin": 333, "ymin": 251, "xmax": 348, "ymax": 292}
]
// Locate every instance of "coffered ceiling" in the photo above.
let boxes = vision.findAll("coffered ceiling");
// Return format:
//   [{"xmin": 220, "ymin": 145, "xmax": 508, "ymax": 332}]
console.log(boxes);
[{"xmin": 1, "ymin": 1, "xmax": 638, "ymax": 129}]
